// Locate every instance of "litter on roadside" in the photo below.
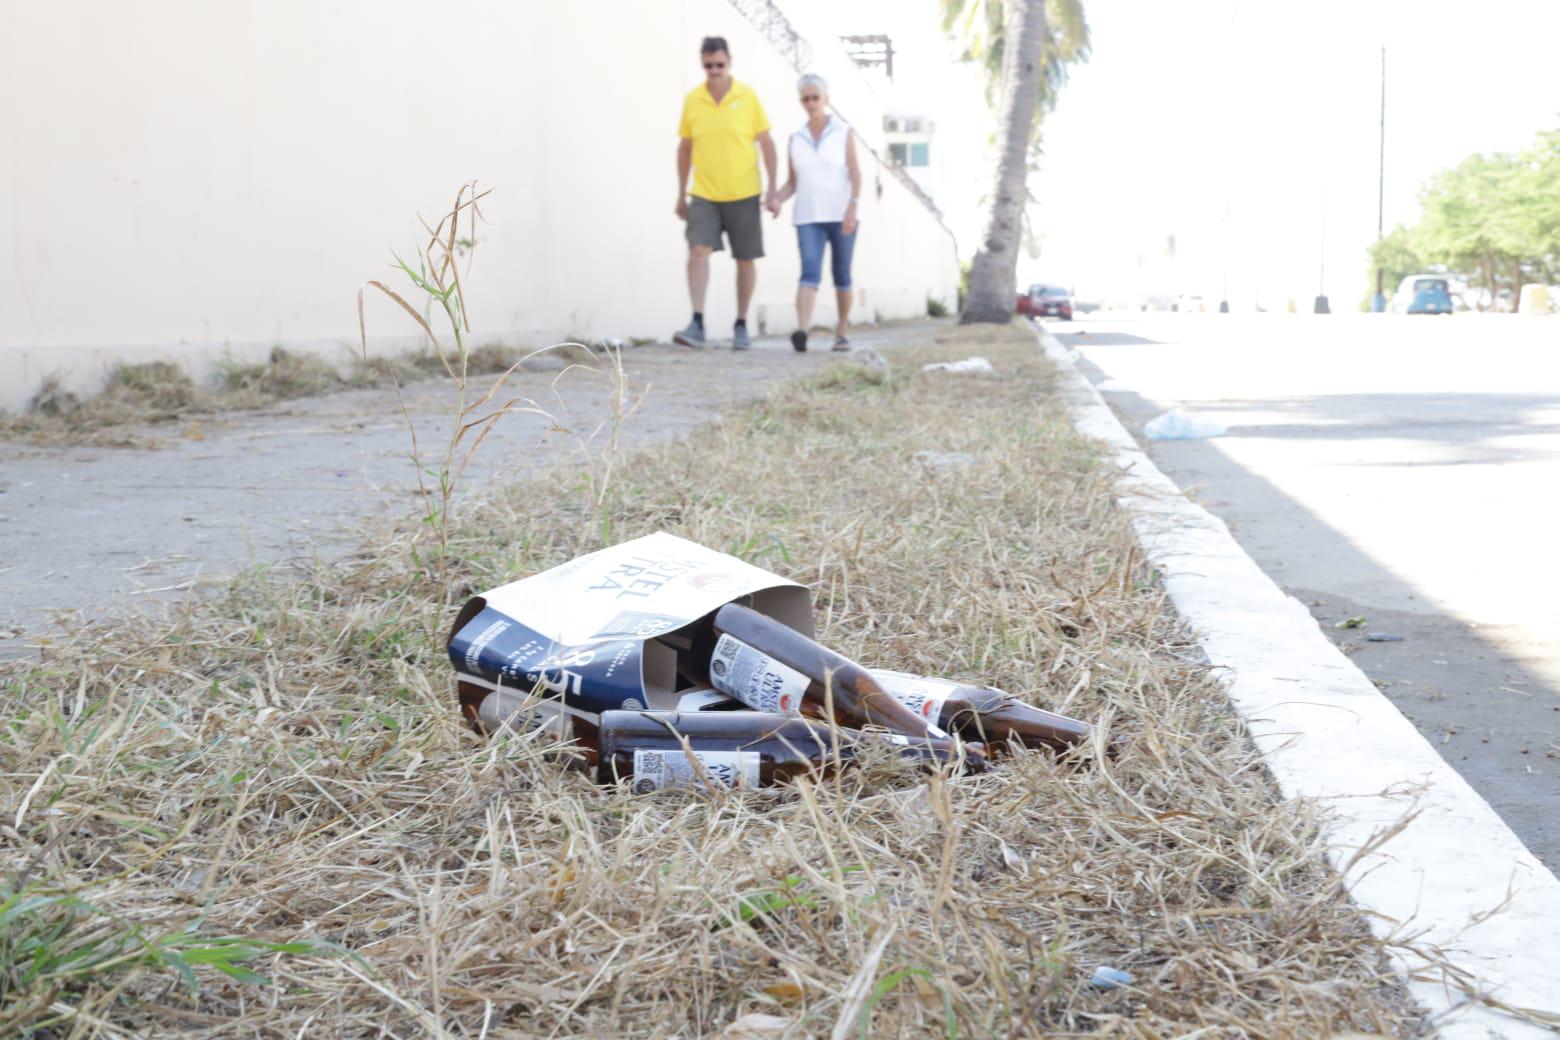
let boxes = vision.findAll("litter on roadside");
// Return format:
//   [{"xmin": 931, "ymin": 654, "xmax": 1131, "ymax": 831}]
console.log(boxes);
[
  {"xmin": 1089, "ymin": 965, "xmax": 1134, "ymax": 990},
  {"xmin": 448, "ymin": 533, "xmax": 1095, "ymax": 791},
  {"xmin": 1366, "ymin": 632, "xmax": 1405, "ymax": 642},
  {"xmin": 922, "ymin": 357, "xmax": 994, "ymax": 374},
  {"xmin": 1143, "ymin": 408, "xmax": 1226, "ymax": 440}
]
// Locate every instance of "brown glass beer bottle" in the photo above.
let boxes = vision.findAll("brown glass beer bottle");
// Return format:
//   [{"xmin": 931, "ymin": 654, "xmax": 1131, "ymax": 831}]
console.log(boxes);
[
  {"xmin": 704, "ymin": 604, "xmax": 948, "ymax": 738},
  {"xmin": 873, "ymin": 670, "xmax": 1095, "ymax": 754},
  {"xmin": 597, "ymin": 709, "xmax": 986, "ymax": 791}
]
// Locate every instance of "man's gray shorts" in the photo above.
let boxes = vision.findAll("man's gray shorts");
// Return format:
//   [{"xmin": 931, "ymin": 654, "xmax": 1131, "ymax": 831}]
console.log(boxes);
[{"xmin": 686, "ymin": 195, "xmax": 764, "ymax": 260}]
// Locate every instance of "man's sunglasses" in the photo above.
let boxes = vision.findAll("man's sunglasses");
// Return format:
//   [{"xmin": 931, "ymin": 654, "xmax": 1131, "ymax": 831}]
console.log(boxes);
[
  {"xmin": 703, "ymin": 61, "xmax": 726, "ymax": 69},
  {"xmin": 800, "ymin": 94, "xmax": 821, "ymax": 101}
]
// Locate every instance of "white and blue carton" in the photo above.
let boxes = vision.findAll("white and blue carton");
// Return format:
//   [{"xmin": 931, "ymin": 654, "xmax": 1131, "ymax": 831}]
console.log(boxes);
[{"xmin": 447, "ymin": 532, "xmax": 811, "ymax": 729}]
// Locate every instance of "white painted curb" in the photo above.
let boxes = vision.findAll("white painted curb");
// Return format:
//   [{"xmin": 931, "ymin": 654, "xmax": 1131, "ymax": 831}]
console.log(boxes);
[{"xmin": 1036, "ymin": 324, "xmax": 1560, "ymax": 1038}]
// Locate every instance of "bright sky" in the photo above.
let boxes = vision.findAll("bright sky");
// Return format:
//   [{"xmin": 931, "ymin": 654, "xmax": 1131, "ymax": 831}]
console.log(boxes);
[{"xmin": 814, "ymin": 0, "xmax": 1560, "ymax": 308}]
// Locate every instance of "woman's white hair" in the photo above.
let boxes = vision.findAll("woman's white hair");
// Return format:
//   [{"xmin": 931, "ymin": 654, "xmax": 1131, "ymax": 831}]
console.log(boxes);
[{"xmin": 797, "ymin": 73, "xmax": 828, "ymax": 95}]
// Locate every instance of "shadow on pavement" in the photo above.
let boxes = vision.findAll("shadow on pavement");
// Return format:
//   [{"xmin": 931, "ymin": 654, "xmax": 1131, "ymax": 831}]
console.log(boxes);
[
  {"xmin": 1066, "ymin": 350, "xmax": 1560, "ymax": 872},
  {"xmin": 1051, "ymin": 329, "xmax": 1163, "ymax": 347},
  {"xmin": 1184, "ymin": 392, "xmax": 1560, "ymax": 465}
]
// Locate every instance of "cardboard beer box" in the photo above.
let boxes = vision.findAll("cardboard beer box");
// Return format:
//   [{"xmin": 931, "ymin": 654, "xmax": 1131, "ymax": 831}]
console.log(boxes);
[{"xmin": 448, "ymin": 533, "xmax": 811, "ymax": 731}]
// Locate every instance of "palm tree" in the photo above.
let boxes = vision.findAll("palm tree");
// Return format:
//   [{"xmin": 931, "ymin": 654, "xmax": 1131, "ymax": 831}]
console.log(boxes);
[{"xmin": 942, "ymin": 0, "xmax": 1090, "ymax": 323}]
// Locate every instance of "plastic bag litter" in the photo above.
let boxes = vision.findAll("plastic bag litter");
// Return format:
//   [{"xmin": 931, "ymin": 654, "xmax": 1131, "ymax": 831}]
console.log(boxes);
[
  {"xmin": 922, "ymin": 357, "xmax": 994, "ymax": 374},
  {"xmin": 1143, "ymin": 409, "xmax": 1226, "ymax": 440},
  {"xmin": 1089, "ymin": 965, "xmax": 1134, "ymax": 990}
]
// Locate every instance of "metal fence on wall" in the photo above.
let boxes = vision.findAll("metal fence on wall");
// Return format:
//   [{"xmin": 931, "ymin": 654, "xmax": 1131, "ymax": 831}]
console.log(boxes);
[{"xmin": 728, "ymin": 0, "xmax": 811, "ymax": 71}]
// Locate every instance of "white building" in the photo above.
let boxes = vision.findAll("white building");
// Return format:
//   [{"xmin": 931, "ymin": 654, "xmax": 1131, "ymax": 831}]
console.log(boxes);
[{"xmin": 884, "ymin": 111, "xmax": 940, "ymax": 199}]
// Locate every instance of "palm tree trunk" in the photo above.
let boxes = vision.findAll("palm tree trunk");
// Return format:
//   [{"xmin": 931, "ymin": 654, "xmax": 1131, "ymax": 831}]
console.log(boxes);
[{"xmin": 960, "ymin": 0, "xmax": 1047, "ymax": 324}]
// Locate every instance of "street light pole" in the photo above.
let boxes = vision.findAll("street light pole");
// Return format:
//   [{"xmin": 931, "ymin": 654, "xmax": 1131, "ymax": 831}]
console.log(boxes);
[
  {"xmin": 1372, "ymin": 46, "xmax": 1387, "ymax": 312},
  {"xmin": 1314, "ymin": 193, "xmax": 1330, "ymax": 314}
]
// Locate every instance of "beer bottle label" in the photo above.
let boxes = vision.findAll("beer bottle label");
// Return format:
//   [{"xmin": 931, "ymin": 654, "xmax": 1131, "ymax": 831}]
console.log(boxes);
[
  {"xmin": 873, "ymin": 670, "xmax": 960, "ymax": 723},
  {"xmin": 709, "ymin": 634, "xmax": 809, "ymax": 714},
  {"xmin": 632, "ymin": 749, "xmax": 762, "ymax": 793}
]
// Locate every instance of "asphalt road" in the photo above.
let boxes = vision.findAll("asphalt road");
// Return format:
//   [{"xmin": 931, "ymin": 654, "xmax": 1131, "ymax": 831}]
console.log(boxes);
[{"xmin": 1061, "ymin": 312, "xmax": 1560, "ymax": 871}]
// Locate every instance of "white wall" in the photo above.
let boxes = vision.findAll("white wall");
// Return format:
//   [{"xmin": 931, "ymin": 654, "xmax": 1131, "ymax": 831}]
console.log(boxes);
[{"xmin": 0, "ymin": 0, "xmax": 959, "ymax": 411}]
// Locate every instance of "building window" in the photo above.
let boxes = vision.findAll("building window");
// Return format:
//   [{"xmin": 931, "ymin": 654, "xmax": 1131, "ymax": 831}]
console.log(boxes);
[
  {"xmin": 889, "ymin": 142, "xmax": 908, "ymax": 165},
  {"xmin": 909, "ymin": 143, "xmax": 930, "ymax": 167}
]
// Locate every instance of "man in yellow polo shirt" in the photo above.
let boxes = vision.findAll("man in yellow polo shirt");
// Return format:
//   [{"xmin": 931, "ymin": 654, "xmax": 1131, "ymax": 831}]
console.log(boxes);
[{"xmin": 672, "ymin": 35, "xmax": 778, "ymax": 350}]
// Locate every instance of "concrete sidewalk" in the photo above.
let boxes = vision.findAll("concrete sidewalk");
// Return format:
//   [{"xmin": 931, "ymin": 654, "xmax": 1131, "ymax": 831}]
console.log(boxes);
[
  {"xmin": 0, "ymin": 328, "xmax": 907, "ymax": 654},
  {"xmin": 1037, "ymin": 322, "xmax": 1560, "ymax": 1038}
]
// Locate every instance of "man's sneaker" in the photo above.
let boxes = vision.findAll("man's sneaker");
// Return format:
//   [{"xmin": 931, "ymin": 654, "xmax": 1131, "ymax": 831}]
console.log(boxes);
[
  {"xmin": 732, "ymin": 323, "xmax": 752, "ymax": 350},
  {"xmin": 790, "ymin": 330, "xmax": 808, "ymax": 353},
  {"xmin": 672, "ymin": 320, "xmax": 706, "ymax": 349},
  {"xmin": 831, "ymin": 336, "xmax": 851, "ymax": 352}
]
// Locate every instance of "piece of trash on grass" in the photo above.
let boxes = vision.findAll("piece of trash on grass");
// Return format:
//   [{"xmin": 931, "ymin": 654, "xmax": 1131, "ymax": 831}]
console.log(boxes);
[
  {"xmin": 717, "ymin": 1013, "xmax": 792, "ymax": 1039},
  {"xmin": 1143, "ymin": 409, "xmax": 1226, "ymax": 440},
  {"xmin": 913, "ymin": 450, "xmax": 975, "ymax": 471},
  {"xmin": 922, "ymin": 356, "xmax": 994, "ymax": 374},
  {"xmin": 762, "ymin": 980, "xmax": 804, "ymax": 1002},
  {"xmin": 1335, "ymin": 616, "xmax": 1367, "ymax": 630},
  {"xmin": 1089, "ymin": 965, "xmax": 1134, "ymax": 989},
  {"xmin": 1366, "ymin": 632, "xmax": 1404, "ymax": 642}
]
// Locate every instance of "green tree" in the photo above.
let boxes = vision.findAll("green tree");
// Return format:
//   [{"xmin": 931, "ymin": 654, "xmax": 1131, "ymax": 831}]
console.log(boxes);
[
  {"xmin": 1502, "ymin": 127, "xmax": 1560, "ymax": 284},
  {"xmin": 1416, "ymin": 152, "xmax": 1513, "ymax": 299},
  {"xmin": 1363, "ymin": 223, "xmax": 1427, "ymax": 310},
  {"xmin": 1377, "ymin": 126, "xmax": 1559, "ymax": 308},
  {"xmin": 942, "ymin": 0, "xmax": 1090, "ymax": 323}
]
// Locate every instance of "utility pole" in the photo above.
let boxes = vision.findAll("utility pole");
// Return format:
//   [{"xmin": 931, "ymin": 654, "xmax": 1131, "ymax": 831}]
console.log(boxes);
[
  {"xmin": 1372, "ymin": 46, "xmax": 1387, "ymax": 312},
  {"xmin": 1314, "ymin": 193, "xmax": 1330, "ymax": 314}
]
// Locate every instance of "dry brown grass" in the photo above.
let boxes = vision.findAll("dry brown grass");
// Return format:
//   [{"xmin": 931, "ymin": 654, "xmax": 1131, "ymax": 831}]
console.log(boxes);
[
  {"xmin": 0, "ymin": 323, "xmax": 1423, "ymax": 1037},
  {"xmin": 0, "ymin": 343, "xmax": 546, "ymax": 448},
  {"xmin": 218, "ymin": 346, "xmax": 345, "ymax": 402},
  {"xmin": 0, "ymin": 362, "xmax": 217, "ymax": 446}
]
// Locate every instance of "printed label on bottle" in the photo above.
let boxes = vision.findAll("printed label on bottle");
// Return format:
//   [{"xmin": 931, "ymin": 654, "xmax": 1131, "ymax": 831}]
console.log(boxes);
[
  {"xmin": 632, "ymin": 749, "xmax": 762, "ymax": 793},
  {"xmin": 709, "ymin": 634, "xmax": 810, "ymax": 714},
  {"xmin": 873, "ymin": 670, "xmax": 960, "ymax": 724}
]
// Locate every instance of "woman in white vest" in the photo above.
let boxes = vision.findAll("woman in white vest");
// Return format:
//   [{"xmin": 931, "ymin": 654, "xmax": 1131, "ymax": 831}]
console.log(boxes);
[{"xmin": 775, "ymin": 74, "xmax": 862, "ymax": 352}]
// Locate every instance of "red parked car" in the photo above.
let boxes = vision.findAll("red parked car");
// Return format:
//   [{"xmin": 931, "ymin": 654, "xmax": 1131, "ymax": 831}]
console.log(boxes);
[{"xmin": 1017, "ymin": 284, "xmax": 1074, "ymax": 320}]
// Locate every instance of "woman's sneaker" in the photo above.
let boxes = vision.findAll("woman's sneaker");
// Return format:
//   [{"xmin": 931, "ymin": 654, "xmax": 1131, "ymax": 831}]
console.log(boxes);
[
  {"xmin": 672, "ymin": 319, "xmax": 706, "ymax": 349},
  {"xmin": 790, "ymin": 330, "xmax": 808, "ymax": 353},
  {"xmin": 831, "ymin": 336, "xmax": 851, "ymax": 352},
  {"xmin": 732, "ymin": 323, "xmax": 752, "ymax": 350}
]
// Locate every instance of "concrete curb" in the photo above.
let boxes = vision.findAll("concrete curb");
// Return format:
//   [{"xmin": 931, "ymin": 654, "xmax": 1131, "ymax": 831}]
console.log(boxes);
[{"xmin": 1035, "ymin": 323, "xmax": 1560, "ymax": 1038}]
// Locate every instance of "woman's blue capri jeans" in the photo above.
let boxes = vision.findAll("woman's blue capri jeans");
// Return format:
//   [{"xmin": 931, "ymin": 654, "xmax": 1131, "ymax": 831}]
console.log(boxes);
[{"xmin": 796, "ymin": 221, "xmax": 857, "ymax": 289}]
